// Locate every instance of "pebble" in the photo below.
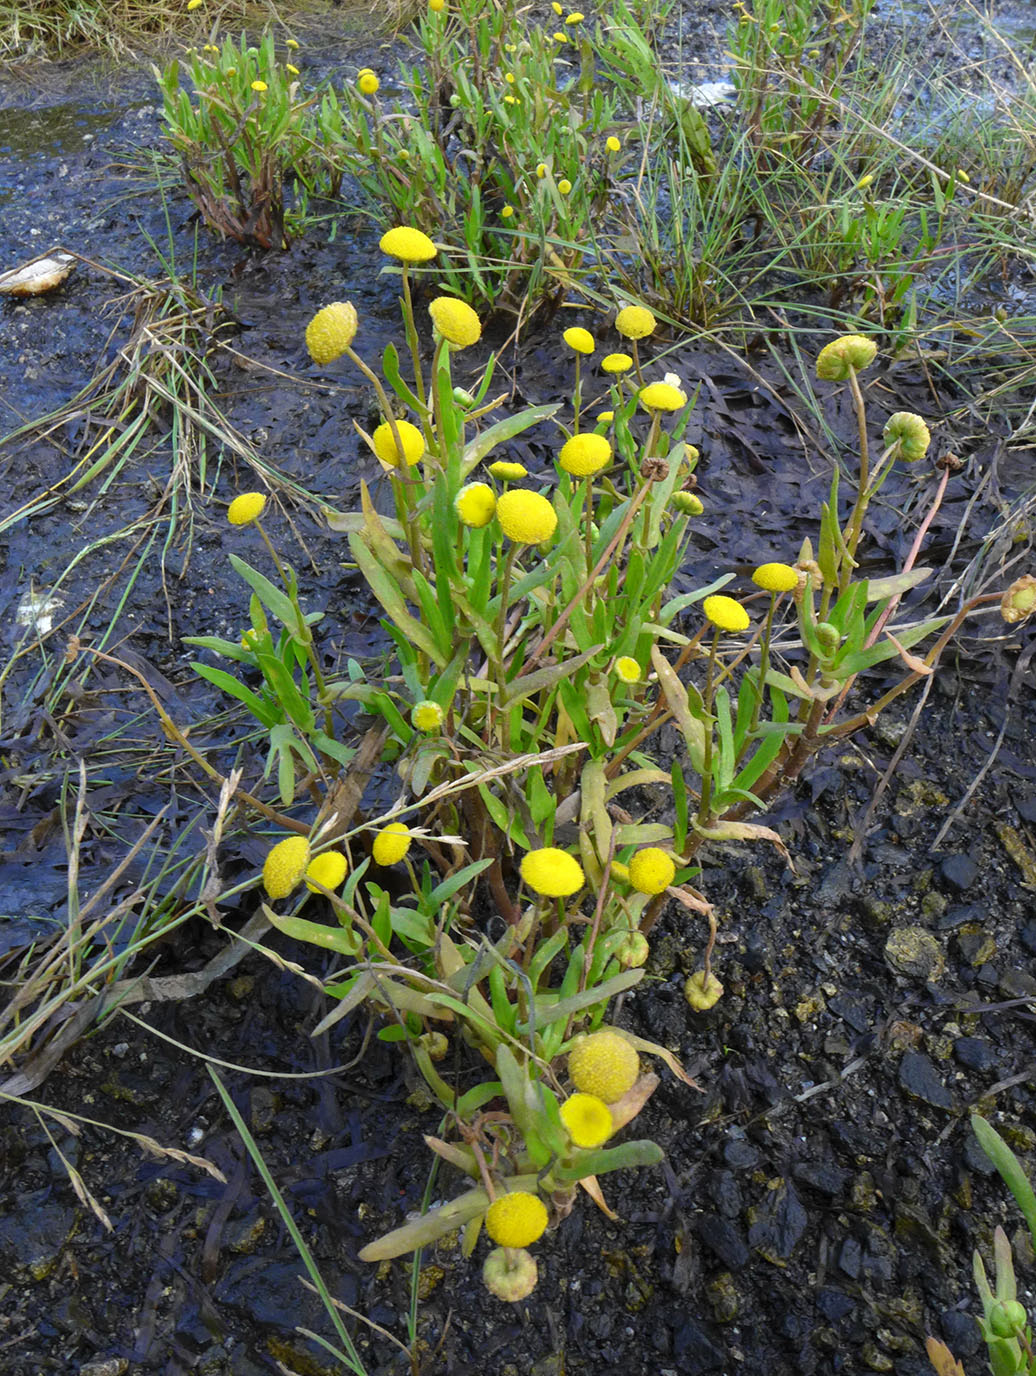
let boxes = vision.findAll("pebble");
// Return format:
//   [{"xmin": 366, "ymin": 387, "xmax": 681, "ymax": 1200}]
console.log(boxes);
[
  {"xmin": 695, "ymin": 1214, "xmax": 749, "ymax": 1269},
  {"xmin": 898, "ymin": 1052, "xmax": 952, "ymax": 1109},
  {"xmin": 939, "ymin": 853, "xmax": 978, "ymax": 891},
  {"xmin": 999, "ymin": 967, "xmax": 1036, "ymax": 999},
  {"xmin": 953, "ymin": 1037, "xmax": 998, "ymax": 1071},
  {"xmin": 1020, "ymin": 919, "xmax": 1036, "ymax": 955},
  {"xmin": 672, "ymin": 1317, "xmax": 726, "ymax": 1373},
  {"xmin": 747, "ymin": 1181, "xmax": 808, "ymax": 1261},
  {"xmin": 938, "ymin": 902, "xmax": 985, "ymax": 931},
  {"xmin": 792, "ymin": 1161, "xmax": 850, "ymax": 1197},
  {"xmin": 885, "ymin": 927, "xmax": 946, "ymax": 980}
]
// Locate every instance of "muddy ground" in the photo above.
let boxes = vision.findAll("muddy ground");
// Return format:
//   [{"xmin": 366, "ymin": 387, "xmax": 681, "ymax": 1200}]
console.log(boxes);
[{"xmin": 1, "ymin": 2, "xmax": 1035, "ymax": 1374}]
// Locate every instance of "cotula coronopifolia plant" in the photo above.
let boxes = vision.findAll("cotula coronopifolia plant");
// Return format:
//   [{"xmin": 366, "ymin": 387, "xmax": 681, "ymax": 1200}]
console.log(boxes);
[{"xmin": 194, "ymin": 230, "xmax": 1033, "ymax": 1298}]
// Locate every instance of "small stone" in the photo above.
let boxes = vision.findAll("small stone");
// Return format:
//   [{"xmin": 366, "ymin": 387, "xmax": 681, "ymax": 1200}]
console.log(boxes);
[
  {"xmin": 80, "ymin": 1362, "xmax": 129, "ymax": 1376},
  {"xmin": 792, "ymin": 1162, "xmax": 850, "ymax": 1197},
  {"xmin": 938, "ymin": 903, "xmax": 984, "ymax": 931},
  {"xmin": 940, "ymin": 1308, "xmax": 982, "ymax": 1359},
  {"xmin": 885, "ymin": 928, "xmax": 945, "ymax": 980},
  {"xmin": 417, "ymin": 1264, "xmax": 444, "ymax": 1300},
  {"xmin": 144, "ymin": 1177, "xmax": 179, "ymax": 1213},
  {"xmin": 747, "ymin": 1181, "xmax": 808, "ymax": 1260},
  {"xmin": 229, "ymin": 975, "xmax": 255, "ymax": 1000},
  {"xmin": 0, "ymin": 1193, "xmax": 75, "ymax": 1281},
  {"xmin": 861, "ymin": 1343, "xmax": 894, "ymax": 1372},
  {"xmin": 706, "ymin": 1273, "xmax": 739, "ymax": 1324},
  {"xmin": 227, "ymin": 1212, "xmax": 267, "ymax": 1254},
  {"xmin": 899, "ymin": 1052, "xmax": 952, "ymax": 1109},
  {"xmin": 839, "ymin": 1236, "xmax": 862, "ymax": 1279},
  {"xmin": 817, "ymin": 1288, "xmax": 855, "ymax": 1322},
  {"xmin": 1019, "ymin": 920, "xmax": 1036, "ymax": 956},
  {"xmin": 672, "ymin": 1317, "xmax": 726, "ymax": 1372},
  {"xmin": 939, "ymin": 853, "xmax": 978, "ymax": 891},
  {"xmin": 722, "ymin": 1138, "xmax": 760, "ymax": 1171},
  {"xmin": 954, "ymin": 1038, "xmax": 997, "ymax": 1072},
  {"xmin": 794, "ymin": 992, "xmax": 826, "ymax": 1022},
  {"xmin": 695, "ymin": 1215, "xmax": 749, "ymax": 1269},
  {"xmin": 956, "ymin": 928, "xmax": 997, "ymax": 966},
  {"xmin": 999, "ymin": 968, "xmax": 1036, "ymax": 999}
]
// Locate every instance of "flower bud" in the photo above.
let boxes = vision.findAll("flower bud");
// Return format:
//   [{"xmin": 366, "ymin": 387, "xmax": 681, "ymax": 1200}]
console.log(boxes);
[
  {"xmin": 816, "ymin": 334, "xmax": 878, "ymax": 381},
  {"xmin": 685, "ymin": 969, "xmax": 723, "ymax": 1011},
  {"xmin": 988, "ymin": 1300, "xmax": 1028, "ymax": 1338},
  {"xmin": 483, "ymin": 1247, "xmax": 538, "ymax": 1302},
  {"xmin": 814, "ymin": 621, "xmax": 842, "ymax": 656},
  {"xmin": 1001, "ymin": 574, "xmax": 1036, "ymax": 624},
  {"xmin": 616, "ymin": 931, "xmax": 650, "ymax": 968},
  {"xmin": 883, "ymin": 411, "xmax": 931, "ymax": 462}
]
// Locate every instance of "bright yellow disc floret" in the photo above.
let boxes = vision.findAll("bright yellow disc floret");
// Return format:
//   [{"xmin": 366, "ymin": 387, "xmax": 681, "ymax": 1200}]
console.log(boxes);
[
  {"xmin": 703, "ymin": 594, "xmax": 750, "ymax": 633},
  {"xmin": 559, "ymin": 433, "xmax": 612, "ymax": 477},
  {"xmin": 305, "ymin": 851, "xmax": 349, "ymax": 893},
  {"xmin": 560, "ymin": 1093, "xmax": 613, "ymax": 1148},
  {"xmin": 379, "ymin": 226, "xmax": 437, "ymax": 263},
  {"xmin": 263, "ymin": 835, "xmax": 312, "ymax": 900},
  {"xmin": 601, "ymin": 352, "xmax": 632, "ymax": 373},
  {"xmin": 306, "ymin": 302, "xmax": 358, "ymax": 364},
  {"xmin": 520, "ymin": 847, "xmax": 584, "ymax": 897},
  {"xmin": 496, "ymin": 489, "xmax": 557, "ymax": 544},
  {"xmin": 372, "ymin": 823, "xmax": 411, "ymax": 866},
  {"xmin": 485, "ymin": 1191, "xmax": 549, "ymax": 1248},
  {"xmin": 357, "ymin": 69, "xmax": 380, "ymax": 95},
  {"xmin": 752, "ymin": 562, "xmax": 799, "ymax": 593},
  {"xmin": 428, "ymin": 296, "xmax": 482, "ymax": 348},
  {"xmin": 411, "ymin": 700, "xmax": 444, "ymax": 732},
  {"xmin": 563, "ymin": 326, "xmax": 595, "ymax": 354},
  {"xmin": 614, "ymin": 655, "xmax": 640, "ymax": 683},
  {"xmin": 639, "ymin": 382, "xmax": 686, "ymax": 412},
  {"xmin": 372, "ymin": 419, "xmax": 425, "ymax": 467},
  {"xmin": 227, "ymin": 492, "xmax": 267, "ymax": 526},
  {"xmin": 488, "ymin": 461, "xmax": 528, "ymax": 481},
  {"xmin": 628, "ymin": 847, "xmax": 675, "ymax": 895},
  {"xmin": 615, "ymin": 305, "xmax": 656, "ymax": 340},
  {"xmin": 455, "ymin": 482, "xmax": 497, "ymax": 527},
  {"xmin": 567, "ymin": 1030, "xmax": 639, "ymax": 1103}
]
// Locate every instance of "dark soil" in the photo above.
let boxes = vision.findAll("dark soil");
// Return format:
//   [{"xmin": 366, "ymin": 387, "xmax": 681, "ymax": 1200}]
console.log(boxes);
[{"xmin": 2, "ymin": 4, "xmax": 1035, "ymax": 1375}]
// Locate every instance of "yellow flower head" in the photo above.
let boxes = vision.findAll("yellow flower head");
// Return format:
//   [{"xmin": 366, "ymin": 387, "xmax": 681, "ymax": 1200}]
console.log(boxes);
[
  {"xmin": 563, "ymin": 326, "xmax": 595, "ymax": 355},
  {"xmin": 1001, "ymin": 574, "xmax": 1036, "ymax": 624},
  {"xmin": 305, "ymin": 851, "xmax": 348, "ymax": 893},
  {"xmin": 552, "ymin": 1, "xmax": 563, "ymax": 11},
  {"xmin": 752, "ymin": 562, "xmax": 799, "ymax": 593},
  {"xmin": 429, "ymin": 296, "xmax": 482, "ymax": 349},
  {"xmin": 429, "ymin": 0, "xmax": 446, "ymax": 9},
  {"xmin": 187, "ymin": 0, "xmax": 203, "ymax": 9},
  {"xmin": 602, "ymin": 352, "xmax": 632, "ymax": 373},
  {"xmin": 358, "ymin": 70, "xmax": 380, "ymax": 96},
  {"xmin": 606, "ymin": 135, "xmax": 621, "ymax": 152},
  {"xmin": 485, "ymin": 1191, "xmax": 548, "ymax": 1248},
  {"xmin": 883, "ymin": 411, "xmax": 931, "ymax": 462},
  {"xmin": 501, "ymin": 205, "xmax": 515, "ymax": 218},
  {"xmin": 505, "ymin": 72, "xmax": 516, "ymax": 83},
  {"xmin": 455, "ymin": 482, "xmax": 497, "ymax": 528},
  {"xmin": 372, "ymin": 419, "xmax": 425, "ymax": 468},
  {"xmin": 286, "ymin": 37, "xmax": 299, "ymax": 48},
  {"xmin": 241, "ymin": 627, "xmax": 261, "ymax": 650},
  {"xmin": 560, "ymin": 1093, "xmax": 613, "ymax": 1148},
  {"xmin": 536, "ymin": 162, "xmax": 548, "ymax": 178},
  {"xmin": 566, "ymin": 10, "xmax": 584, "ymax": 21},
  {"xmin": 251, "ymin": 80, "xmax": 267, "ymax": 92},
  {"xmin": 597, "ymin": 410, "xmax": 614, "ymax": 423},
  {"xmin": 615, "ymin": 305, "xmax": 656, "ymax": 340},
  {"xmin": 520, "ymin": 846, "xmax": 584, "ymax": 897},
  {"xmin": 372, "ymin": 822, "xmax": 411, "ymax": 866},
  {"xmin": 639, "ymin": 381, "xmax": 686, "ymax": 412},
  {"xmin": 568, "ymin": 1030, "xmax": 639, "ymax": 1103},
  {"xmin": 671, "ymin": 491, "xmax": 704, "ymax": 516},
  {"xmin": 496, "ymin": 489, "xmax": 557, "ymax": 544},
  {"xmin": 816, "ymin": 333, "xmax": 877, "ymax": 381},
  {"xmin": 227, "ymin": 492, "xmax": 267, "ymax": 526},
  {"xmin": 488, "ymin": 460, "xmax": 528, "ymax": 481},
  {"xmin": 411, "ymin": 700, "xmax": 444, "ymax": 732},
  {"xmin": 503, "ymin": 94, "xmax": 519, "ymax": 105},
  {"xmin": 263, "ymin": 835, "xmax": 312, "ymax": 900},
  {"xmin": 559, "ymin": 432, "xmax": 611, "ymax": 477},
  {"xmin": 557, "ymin": 178, "xmax": 572, "ymax": 195},
  {"xmin": 286, "ymin": 63, "xmax": 300, "ymax": 75},
  {"xmin": 614, "ymin": 655, "xmax": 640, "ymax": 684},
  {"xmin": 610, "ymin": 859, "xmax": 630, "ymax": 885},
  {"xmin": 703, "ymin": 594, "xmax": 750, "ymax": 633},
  {"xmin": 628, "ymin": 846, "xmax": 675, "ymax": 895},
  {"xmin": 685, "ymin": 969, "xmax": 724, "ymax": 1011},
  {"xmin": 305, "ymin": 301, "xmax": 358, "ymax": 364},
  {"xmin": 380, "ymin": 226, "xmax": 438, "ymax": 263}
]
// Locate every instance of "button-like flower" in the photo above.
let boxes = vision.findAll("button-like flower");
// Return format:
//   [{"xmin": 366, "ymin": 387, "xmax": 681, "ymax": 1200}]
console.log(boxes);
[
  {"xmin": 559, "ymin": 432, "xmax": 611, "ymax": 477},
  {"xmin": 306, "ymin": 302, "xmax": 358, "ymax": 364},
  {"xmin": 815, "ymin": 333, "xmax": 877, "ymax": 381},
  {"xmin": 485, "ymin": 1191, "xmax": 548, "ymax": 1248},
  {"xmin": 614, "ymin": 656, "xmax": 640, "ymax": 683},
  {"xmin": 411, "ymin": 700, "xmax": 444, "ymax": 732},
  {"xmin": 703, "ymin": 594, "xmax": 750, "ymax": 632},
  {"xmin": 615, "ymin": 305, "xmax": 656, "ymax": 339},
  {"xmin": 379, "ymin": 226, "xmax": 438, "ymax": 263},
  {"xmin": 429, "ymin": 0, "xmax": 446, "ymax": 10},
  {"xmin": 628, "ymin": 847, "xmax": 675, "ymax": 895},
  {"xmin": 496, "ymin": 489, "xmax": 558, "ymax": 543},
  {"xmin": 536, "ymin": 162, "xmax": 548, "ymax": 178},
  {"xmin": 488, "ymin": 460, "xmax": 528, "ymax": 481},
  {"xmin": 305, "ymin": 851, "xmax": 348, "ymax": 892},
  {"xmin": 520, "ymin": 846, "xmax": 584, "ymax": 897},
  {"xmin": 568, "ymin": 1030, "xmax": 639, "ymax": 1103},
  {"xmin": 685, "ymin": 969, "xmax": 724, "ymax": 1011},
  {"xmin": 187, "ymin": 0, "xmax": 203, "ymax": 9},
  {"xmin": 597, "ymin": 410, "xmax": 614, "ymax": 423},
  {"xmin": 601, "ymin": 352, "xmax": 632, "ymax": 373},
  {"xmin": 560, "ymin": 1092, "xmax": 613, "ymax": 1148},
  {"xmin": 483, "ymin": 1248, "xmax": 538, "ymax": 1302},
  {"xmin": 752, "ymin": 562, "xmax": 799, "ymax": 593},
  {"xmin": 616, "ymin": 930, "xmax": 650, "ymax": 968},
  {"xmin": 557, "ymin": 178, "xmax": 572, "ymax": 194},
  {"xmin": 227, "ymin": 492, "xmax": 267, "ymax": 526},
  {"xmin": 639, "ymin": 381, "xmax": 686, "ymax": 412},
  {"xmin": 372, "ymin": 419, "xmax": 425, "ymax": 468},
  {"xmin": 372, "ymin": 823, "xmax": 411, "ymax": 866},
  {"xmin": 606, "ymin": 135, "xmax": 621, "ymax": 152},
  {"xmin": 428, "ymin": 296, "xmax": 482, "ymax": 348},
  {"xmin": 263, "ymin": 835, "xmax": 312, "ymax": 900},
  {"xmin": 251, "ymin": 80, "xmax": 267, "ymax": 92},
  {"xmin": 357, "ymin": 69, "xmax": 380, "ymax": 95},
  {"xmin": 883, "ymin": 411, "xmax": 931, "ymax": 462},
  {"xmin": 455, "ymin": 482, "xmax": 497, "ymax": 527},
  {"xmin": 563, "ymin": 326, "xmax": 595, "ymax": 354}
]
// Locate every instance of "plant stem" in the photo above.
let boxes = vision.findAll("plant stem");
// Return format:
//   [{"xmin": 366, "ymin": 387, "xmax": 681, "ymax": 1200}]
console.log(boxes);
[{"xmin": 696, "ymin": 628, "xmax": 720, "ymax": 825}]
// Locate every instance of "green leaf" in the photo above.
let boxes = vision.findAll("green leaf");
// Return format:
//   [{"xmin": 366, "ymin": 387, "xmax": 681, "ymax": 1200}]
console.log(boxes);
[
  {"xmin": 189, "ymin": 662, "xmax": 282, "ymax": 727},
  {"xmin": 972, "ymin": 1116, "xmax": 1036, "ymax": 1251},
  {"xmin": 461, "ymin": 404, "xmax": 559, "ymax": 477},
  {"xmin": 553, "ymin": 1138, "xmax": 664, "ymax": 1182},
  {"xmin": 229, "ymin": 554, "xmax": 307, "ymax": 639}
]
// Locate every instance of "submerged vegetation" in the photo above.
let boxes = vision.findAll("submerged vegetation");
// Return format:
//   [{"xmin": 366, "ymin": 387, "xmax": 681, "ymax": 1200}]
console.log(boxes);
[{"xmin": 1, "ymin": 0, "xmax": 1035, "ymax": 1369}]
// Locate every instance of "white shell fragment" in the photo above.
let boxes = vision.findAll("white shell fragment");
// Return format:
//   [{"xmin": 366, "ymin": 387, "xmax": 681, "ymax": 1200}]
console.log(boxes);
[
  {"xmin": 0, "ymin": 252, "xmax": 76, "ymax": 297},
  {"xmin": 668, "ymin": 80, "xmax": 738, "ymax": 109}
]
